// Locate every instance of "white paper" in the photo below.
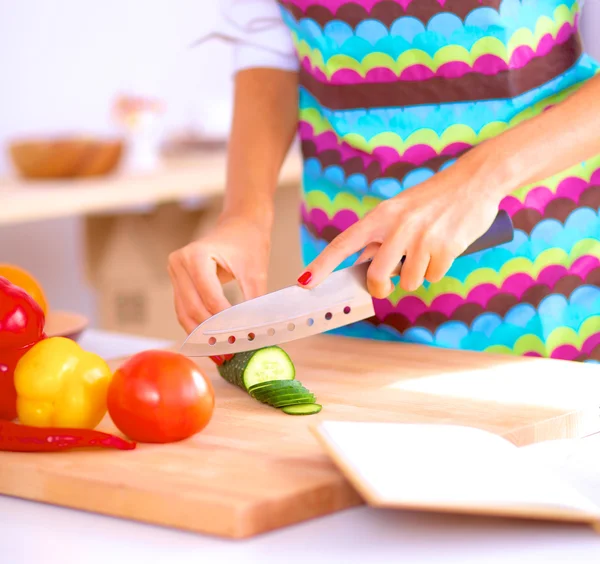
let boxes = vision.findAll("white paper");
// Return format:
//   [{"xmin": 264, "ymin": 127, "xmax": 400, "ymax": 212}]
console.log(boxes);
[
  {"xmin": 318, "ymin": 421, "xmax": 600, "ymax": 518},
  {"xmin": 520, "ymin": 435, "xmax": 600, "ymax": 508},
  {"xmin": 387, "ymin": 361, "xmax": 600, "ymax": 410}
]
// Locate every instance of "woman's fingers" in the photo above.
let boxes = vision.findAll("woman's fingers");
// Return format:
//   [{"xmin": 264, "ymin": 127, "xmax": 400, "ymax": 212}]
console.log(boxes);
[
  {"xmin": 171, "ymin": 283, "xmax": 199, "ymax": 335},
  {"xmin": 168, "ymin": 260, "xmax": 212, "ymax": 331},
  {"xmin": 395, "ymin": 233, "xmax": 433, "ymax": 292},
  {"xmin": 367, "ymin": 232, "xmax": 407, "ymax": 298},
  {"xmin": 187, "ymin": 254, "xmax": 232, "ymax": 315},
  {"xmin": 298, "ymin": 221, "xmax": 374, "ymax": 287},
  {"xmin": 399, "ymin": 246, "xmax": 431, "ymax": 292},
  {"xmin": 355, "ymin": 242, "xmax": 380, "ymax": 265},
  {"xmin": 425, "ymin": 249, "xmax": 456, "ymax": 284}
]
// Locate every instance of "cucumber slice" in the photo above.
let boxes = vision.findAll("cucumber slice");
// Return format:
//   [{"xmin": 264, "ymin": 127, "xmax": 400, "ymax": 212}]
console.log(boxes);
[
  {"xmin": 269, "ymin": 395, "xmax": 316, "ymax": 408},
  {"xmin": 251, "ymin": 382, "xmax": 310, "ymax": 400},
  {"xmin": 218, "ymin": 346, "xmax": 295, "ymax": 391},
  {"xmin": 249, "ymin": 380, "xmax": 305, "ymax": 396},
  {"xmin": 281, "ymin": 403, "xmax": 322, "ymax": 415},
  {"xmin": 247, "ymin": 381, "xmax": 286, "ymax": 394},
  {"xmin": 258, "ymin": 390, "xmax": 315, "ymax": 404},
  {"xmin": 256, "ymin": 389, "xmax": 314, "ymax": 403}
]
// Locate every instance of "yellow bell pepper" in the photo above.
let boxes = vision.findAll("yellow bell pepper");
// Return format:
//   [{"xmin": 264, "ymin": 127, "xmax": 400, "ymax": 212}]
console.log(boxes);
[{"xmin": 14, "ymin": 336, "xmax": 112, "ymax": 429}]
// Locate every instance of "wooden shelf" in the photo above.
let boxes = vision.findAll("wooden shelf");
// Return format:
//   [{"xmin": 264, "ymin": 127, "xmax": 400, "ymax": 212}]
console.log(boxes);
[{"xmin": 0, "ymin": 149, "xmax": 303, "ymax": 225}]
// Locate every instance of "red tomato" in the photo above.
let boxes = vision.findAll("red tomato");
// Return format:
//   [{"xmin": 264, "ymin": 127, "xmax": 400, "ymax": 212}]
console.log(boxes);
[{"xmin": 107, "ymin": 350, "xmax": 214, "ymax": 443}]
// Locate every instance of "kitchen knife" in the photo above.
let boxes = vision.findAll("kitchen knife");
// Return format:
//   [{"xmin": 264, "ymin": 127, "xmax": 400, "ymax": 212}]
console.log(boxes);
[{"xmin": 180, "ymin": 210, "xmax": 513, "ymax": 357}]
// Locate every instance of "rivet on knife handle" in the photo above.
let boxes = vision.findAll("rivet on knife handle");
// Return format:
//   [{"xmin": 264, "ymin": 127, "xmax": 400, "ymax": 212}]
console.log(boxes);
[{"xmin": 390, "ymin": 210, "xmax": 513, "ymax": 276}]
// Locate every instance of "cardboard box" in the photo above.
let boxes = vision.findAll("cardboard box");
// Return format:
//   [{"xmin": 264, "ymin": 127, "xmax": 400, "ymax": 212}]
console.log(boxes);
[{"xmin": 84, "ymin": 181, "xmax": 302, "ymax": 340}]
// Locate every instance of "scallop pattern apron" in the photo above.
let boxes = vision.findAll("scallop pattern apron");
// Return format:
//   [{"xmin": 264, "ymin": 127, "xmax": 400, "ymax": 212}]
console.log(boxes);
[{"xmin": 278, "ymin": 0, "xmax": 600, "ymax": 362}]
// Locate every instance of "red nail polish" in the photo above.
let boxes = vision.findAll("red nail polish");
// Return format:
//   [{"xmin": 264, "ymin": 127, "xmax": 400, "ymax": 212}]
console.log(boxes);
[
  {"xmin": 297, "ymin": 271, "xmax": 312, "ymax": 286},
  {"xmin": 210, "ymin": 356, "xmax": 224, "ymax": 366},
  {"xmin": 223, "ymin": 354, "xmax": 234, "ymax": 362}
]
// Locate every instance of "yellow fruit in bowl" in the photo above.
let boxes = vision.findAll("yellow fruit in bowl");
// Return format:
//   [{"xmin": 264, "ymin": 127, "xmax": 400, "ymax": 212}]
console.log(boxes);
[{"xmin": 0, "ymin": 264, "xmax": 49, "ymax": 315}]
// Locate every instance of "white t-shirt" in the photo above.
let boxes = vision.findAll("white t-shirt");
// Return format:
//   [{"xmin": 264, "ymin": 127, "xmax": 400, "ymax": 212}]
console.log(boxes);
[
  {"xmin": 194, "ymin": 0, "xmax": 298, "ymax": 74},
  {"xmin": 196, "ymin": 0, "xmax": 594, "ymax": 74}
]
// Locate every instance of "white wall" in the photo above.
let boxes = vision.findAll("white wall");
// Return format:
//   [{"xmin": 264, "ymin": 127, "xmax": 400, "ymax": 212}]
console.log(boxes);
[
  {"xmin": 0, "ymin": 0, "xmax": 599, "ymax": 324},
  {"xmin": 0, "ymin": 0, "xmax": 234, "ymax": 322}
]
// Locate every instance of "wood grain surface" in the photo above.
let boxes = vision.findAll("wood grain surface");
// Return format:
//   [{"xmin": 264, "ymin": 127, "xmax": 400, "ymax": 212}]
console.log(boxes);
[{"xmin": 1, "ymin": 335, "xmax": 599, "ymax": 538}]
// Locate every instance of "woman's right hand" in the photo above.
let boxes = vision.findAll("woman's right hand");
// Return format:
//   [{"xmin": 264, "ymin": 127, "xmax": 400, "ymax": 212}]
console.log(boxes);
[{"xmin": 168, "ymin": 214, "xmax": 271, "ymax": 334}]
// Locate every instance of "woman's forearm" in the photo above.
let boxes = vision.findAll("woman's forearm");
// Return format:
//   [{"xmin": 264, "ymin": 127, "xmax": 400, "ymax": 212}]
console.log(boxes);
[
  {"xmin": 466, "ymin": 74, "xmax": 600, "ymax": 199},
  {"xmin": 222, "ymin": 68, "xmax": 299, "ymax": 228}
]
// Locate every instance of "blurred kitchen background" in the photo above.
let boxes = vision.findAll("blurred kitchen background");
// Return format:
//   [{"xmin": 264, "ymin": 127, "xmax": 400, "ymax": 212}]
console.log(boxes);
[{"xmin": 1, "ymin": 0, "xmax": 600, "ymax": 341}]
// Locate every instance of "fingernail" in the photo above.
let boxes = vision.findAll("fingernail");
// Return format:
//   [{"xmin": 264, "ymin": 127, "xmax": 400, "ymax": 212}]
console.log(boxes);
[
  {"xmin": 297, "ymin": 271, "xmax": 312, "ymax": 286},
  {"xmin": 223, "ymin": 354, "xmax": 234, "ymax": 361},
  {"xmin": 210, "ymin": 356, "xmax": 224, "ymax": 366}
]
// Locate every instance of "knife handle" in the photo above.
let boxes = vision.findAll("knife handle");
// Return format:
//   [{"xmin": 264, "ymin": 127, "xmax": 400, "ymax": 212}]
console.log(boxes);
[{"xmin": 391, "ymin": 210, "xmax": 513, "ymax": 276}]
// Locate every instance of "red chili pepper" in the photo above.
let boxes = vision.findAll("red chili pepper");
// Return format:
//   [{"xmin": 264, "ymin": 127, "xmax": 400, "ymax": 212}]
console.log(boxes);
[{"xmin": 0, "ymin": 420, "xmax": 137, "ymax": 452}]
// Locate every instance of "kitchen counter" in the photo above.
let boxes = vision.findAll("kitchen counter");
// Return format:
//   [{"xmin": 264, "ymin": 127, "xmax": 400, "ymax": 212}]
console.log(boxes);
[
  {"xmin": 2, "ymin": 329, "xmax": 600, "ymax": 564},
  {"xmin": 0, "ymin": 150, "xmax": 302, "ymax": 225}
]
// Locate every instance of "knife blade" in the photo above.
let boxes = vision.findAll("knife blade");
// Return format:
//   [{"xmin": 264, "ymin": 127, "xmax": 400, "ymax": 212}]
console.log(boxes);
[{"xmin": 180, "ymin": 210, "xmax": 513, "ymax": 357}]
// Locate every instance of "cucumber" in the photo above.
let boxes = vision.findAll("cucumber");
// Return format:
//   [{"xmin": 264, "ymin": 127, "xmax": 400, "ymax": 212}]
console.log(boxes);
[
  {"xmin": 218, "ymin": 346, "xmax": 295, "ymax": 391},
  {"xmin": 216, "ymin": 346, "xmax": 322, "ymax": 415},
  {"xmin": 281, "ymin": 403, "xmax": 322, "ymax": 415},
  {"xmin": 257, "ymin": 391, "xmax": 315, "ymax": 406},
  {"xmin": 250, "ymin": 382, "xmax": 310, "ymax": 400},
  {"xmin": 247, "ymin": 381, "xmax": 288, "ymax": 394},
  {"xmin": 254, "ymin": 389, "xmax": 314, "ymax": 404},
  {"xmin": 270, "ymin": 395, "xmax": 316, "ymax": 408},
  {"xmin": 249, "ymin": 380, "xmax": 306, "ymax": 396}
]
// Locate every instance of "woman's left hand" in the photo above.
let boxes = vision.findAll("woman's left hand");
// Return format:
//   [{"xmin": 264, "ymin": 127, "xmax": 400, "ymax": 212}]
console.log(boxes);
[{"xmin": 297, "ymin": 162, "xmax": 505, "ymax": 299}]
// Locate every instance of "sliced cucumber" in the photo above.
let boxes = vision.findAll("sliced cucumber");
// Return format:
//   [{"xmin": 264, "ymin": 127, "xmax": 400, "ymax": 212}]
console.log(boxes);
[
  {"xmin": 281, "ymin": 403, "xmax": 322, "ymax": 415},
  {"xmin": 249, "ymin": 380, "xmax": 305, "ymax": 396},
  {"xmin": 217, "ymin": 347, "xmax": 322, "ymax": 414},
  {"xmin": 247, "ymin": 381, "xmax": 287, "ymax": 394},
  {"xmin": 218, "ymin": 346, "xmax": 295, "ymax": 391},
  {"xmin": 255, "ymin": 389, "xmax": 314, "ymax": 403},
  {"xmin": 270, "ymin": 395, "xmax": 316, "ymax": 408},
  {"xmin": 251, "ymin": 384, "xmax": 311, "ymax": 401},
  {"xmin": 257, "ymin": 390, "xmax": 315, "ymax": 405}
]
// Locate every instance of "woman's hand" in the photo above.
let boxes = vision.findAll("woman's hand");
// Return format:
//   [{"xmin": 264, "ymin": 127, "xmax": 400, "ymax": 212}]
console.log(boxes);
[
  {"xmin": 168, "ymin": 214, "xmax": 271, "ymax": 334},
  {"xmin": 297, "ymin": 158, "xmax": 504, "ymax": 298},
  {"xmin": 167, "ymin": 65, "xmax": 298, "ymax": 335},
  {"xmin": 298, "ymin": 74, "xmax": 600, "ymax": 298}
]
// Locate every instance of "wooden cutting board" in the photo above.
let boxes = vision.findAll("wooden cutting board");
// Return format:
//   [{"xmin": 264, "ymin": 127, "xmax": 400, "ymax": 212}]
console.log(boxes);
[{"xmin": 1, "ymin": 335, "xmax": 600, "ymax": 539}]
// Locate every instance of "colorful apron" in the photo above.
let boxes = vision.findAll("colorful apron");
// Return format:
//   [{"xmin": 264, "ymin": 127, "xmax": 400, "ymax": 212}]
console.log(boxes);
[{"xmin": 277, "ymin": 0, "xmax": 600, "ymax": 362}]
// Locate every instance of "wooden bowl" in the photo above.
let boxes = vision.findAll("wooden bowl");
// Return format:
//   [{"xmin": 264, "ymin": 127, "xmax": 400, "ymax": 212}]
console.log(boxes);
[
  {"xmin": 45, "ymin": 310, "xmax": 89, "ymax": 342},
  {"xmin": 9, "ymin": 137, "xmax": 124, "ymax": 179}
]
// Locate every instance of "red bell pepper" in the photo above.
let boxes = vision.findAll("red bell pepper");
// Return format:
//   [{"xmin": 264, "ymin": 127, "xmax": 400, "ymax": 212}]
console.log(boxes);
[
  {"xmin": 0, "ymin": 276, "xmax": 45, "ymax": 349},
  {"xmin": 0, "ymin": 340, "xmax": 42, "ymax": 420},
  {"xmin": 0, "ymin": 276, "xmax": 46, "ymax": 420},
  {"xmin": 0, "ymin": 420, "xmax": 136, "ymax": 452}
]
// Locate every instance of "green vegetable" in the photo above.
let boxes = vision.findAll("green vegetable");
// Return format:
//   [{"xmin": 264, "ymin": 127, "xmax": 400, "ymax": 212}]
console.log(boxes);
[
  {"xmin": 250, "ymin": 382, "xmax": 310, "ymax": 400},
  {"xmin": 218, "ymin": 346, "xmax": 321, "ymax": 415},
  {"xmin": 217, "ymin": 346, "xmax": 295, "ymax": 391},
  {"xmin": 254, "ymin": 390, "xmax": 315, "ymax": 404},
  {"xmin": 270, "ymin": 395, "xmax": 317, "ymax": 408},
  {"xmin": 281, "ymin": 404, "xmax": 323, "ymax": 415},
  {"xmin": 248, "ymin": 380, "xmax": 306, "ymax": 395}
]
